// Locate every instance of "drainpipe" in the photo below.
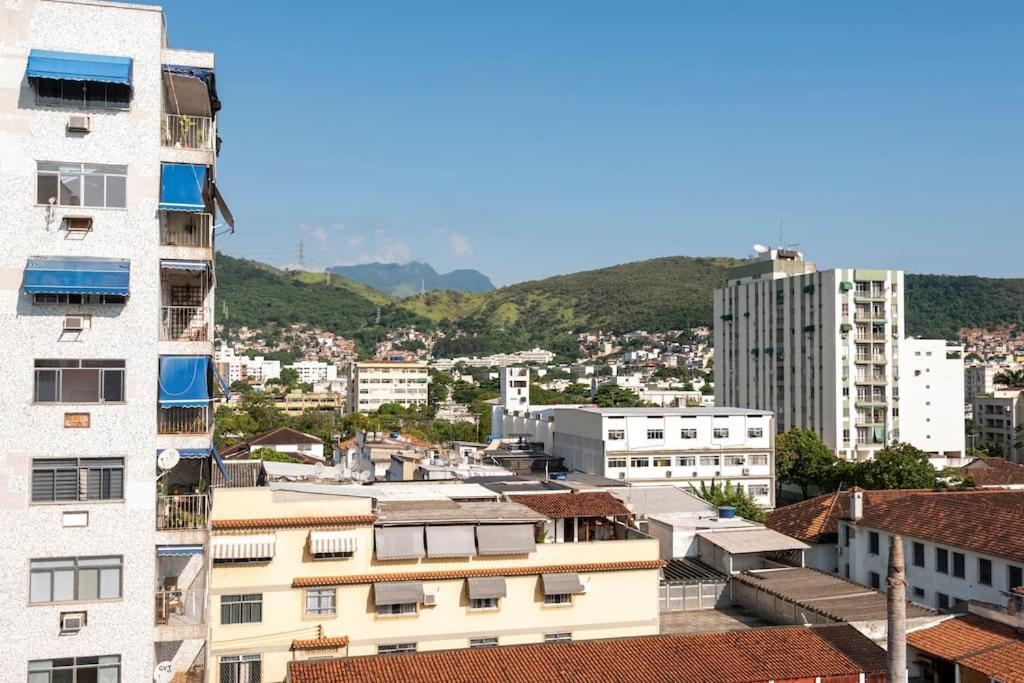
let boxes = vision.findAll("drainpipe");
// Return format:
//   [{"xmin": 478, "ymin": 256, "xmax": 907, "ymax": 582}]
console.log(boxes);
[{"xmin": 887, "ymin": 533, "xmax": 907, "ymax": 683}]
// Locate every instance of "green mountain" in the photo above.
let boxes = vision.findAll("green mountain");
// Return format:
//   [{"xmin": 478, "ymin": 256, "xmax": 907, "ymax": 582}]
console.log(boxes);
[
  {"xmin": 216, "ymin": 253, "xmax": 1024, "ymax": 357},
  {"xmin": 327, "ymin": 261, "xmax": 495, "ymax": 297}
]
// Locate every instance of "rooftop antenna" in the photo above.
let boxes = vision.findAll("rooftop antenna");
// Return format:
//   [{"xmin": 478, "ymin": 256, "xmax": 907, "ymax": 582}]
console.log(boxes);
[
  {"xmin": 298, "ymin": 240, "xmax": 305, "ymax": 271},
  {"xmin": 375, "ymin": 306, "xmax": 381, "ymax": 325}
]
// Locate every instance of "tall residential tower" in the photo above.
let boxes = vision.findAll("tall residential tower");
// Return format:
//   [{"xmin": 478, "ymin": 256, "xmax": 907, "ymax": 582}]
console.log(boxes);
[{"xmin": 0, "ymin": 1, "xmax": 230, "ymax": 679}]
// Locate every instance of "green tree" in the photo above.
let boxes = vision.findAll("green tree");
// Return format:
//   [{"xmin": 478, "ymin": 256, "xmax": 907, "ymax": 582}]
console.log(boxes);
[
  {"xmin": 593, "ymin": 384, "xmax": 645, "ymax": 407},
  {"xmin": 856, "ymin": 442, "xmax": 937, "ymax": 490},
  {"xmin": 775, "ymin": 429, "xmax": 843, "ymax": 499},
  {"xmin": 279, "ymin": 368, "xmax": 300, "ymax": 389},
  {"xmin": 249, "ymin": 447, "xmax": 305, "ymax": 464},
  {"xmin": 688, "ymin": 481, "xmax": 766, "ymax": 523},
  {"xmin": 994, "ymin": 369, "xmax": 1024, "ymax": 387},
  {"xmin": 239, "ymin": 392, "xmax": 287, "ymax": 434},
  {"xmin": 429, "ymin": 371, "xmax": 453, "ymax": 405},
  {"xmin": 229, "ymin": 380, "xmax": 253, "ymax": 394}
]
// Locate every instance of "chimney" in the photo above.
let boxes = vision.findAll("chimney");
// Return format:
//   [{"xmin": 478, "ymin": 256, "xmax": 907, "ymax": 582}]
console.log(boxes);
[
  {"xmin": 887, "ymin": 533, "xmax": 907, "ymax": 683},
  {"xmin": 850, "ymin": 489, "xmax": 864, "ymax": 521}
]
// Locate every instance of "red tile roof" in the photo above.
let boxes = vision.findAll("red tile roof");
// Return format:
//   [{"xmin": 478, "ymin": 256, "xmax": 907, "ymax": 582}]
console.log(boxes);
[
  {"xmin": 292, "ymin": 560, "xmax": 665, "ymax": 588},
  {"xmin": 962, "ymin": 457, "xmax": 1024, "ymax": 486},
  {"xmin": 293, "ymin": 636, "xmax": 350, "ymax": 651},
  {"xmin": 767, "ymin": 489, "xmax": 924, "ymax": 543},
  {"xmin": 251, "ymin": 426, "xmax": 323, "ymax": 446},
  {"xmin": 508, "ymin": 492, "xmax": 631, "ymax": 519},
  {"xmin": 288, "ymin": 624, "xmax": 887, "ymax": 683},
  {"xmin": 909, "ymin": 614, "xmax": 1024, "ymax": 683},
  {"xmin": 961, "ymin": 641, "xmax": 1024, "ymax": 683},
  {"xmin": 858, "ymin": 490, "xmax": 1024, "ymax": 564},
  {"xmin": 211, "ymin": 515, "xmax": 377, "ymax": 530}
]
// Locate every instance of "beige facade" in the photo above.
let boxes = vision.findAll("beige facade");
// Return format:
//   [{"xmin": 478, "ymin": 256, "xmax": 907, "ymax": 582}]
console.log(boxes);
[
  {"xmin": 347, "ymin": 359, "xmax": 429, "ymax": 413},
  {"xmin": 208, "ymin": 487, "xmax": 662, "ymax": 682}
]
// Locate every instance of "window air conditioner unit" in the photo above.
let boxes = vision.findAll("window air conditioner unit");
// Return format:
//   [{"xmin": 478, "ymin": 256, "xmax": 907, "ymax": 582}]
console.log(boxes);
[
  {"xmin": 665, "ymin": 471, "xmax": 672, "ymax": 478},
  {"xmin": 692, "ymin": 471, "xmax": 698, "ymax": 477},
  {"xmin": 714, "ymin": 471, "xmax": 721, "ymax": 477},
  {"xmin": 64, "ymin": 216, "xmax": 93, "ymax": 233},
  {"xmin": 742, "ymin": 468, "xmax": 751, "ymax": 476},
  {"xmin": 618, "ymin": 472, "xmax": 626, "ymax": 480},
  {"xmin": 60, "ymin": 611, "xmax": 86, "ymax": 632},
  {"xmin": 67, "ymin": 115, "xmax": 91, "ymax": 132},
  {"xmin": 422, "ymin": 592, "xmax": 438, "ymax": 606},
  {"xmin": 64, "ymin": 316, "xmax": 85, "ymax": 331}
]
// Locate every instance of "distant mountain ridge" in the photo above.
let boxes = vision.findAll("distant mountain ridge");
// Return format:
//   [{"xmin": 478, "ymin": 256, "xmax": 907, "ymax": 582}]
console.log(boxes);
[{"xmin": 327, "ymin": 261, "xmax": 495, "ymax": 297}]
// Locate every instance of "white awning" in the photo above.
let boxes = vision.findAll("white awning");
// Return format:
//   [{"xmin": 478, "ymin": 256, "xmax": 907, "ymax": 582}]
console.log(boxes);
[
  {"xmin": 375, "ymin": 526, "xmax": 425, "ymax": 560},
  {"xmin": 541, "ymin": 573, "xmax": 584, "ymax": 595},
  {"xmin": 374, "ymin": 581, "xmax": 424, "ymax": 606},
  {"xmin": 309, "ymin": 530, "xmax": 358, "ymax": 555},
  {"xmin": 476, "ymin": 524, "xmax": 536, "ymax": 555},
  {"xmin": 467, "ymin": 576, "xmax": 507, "ymax": 600},
  {"xmin": 212, "ymin": 534, "xmax": 276, "ymax": 560},
  {"xmin": 425, "ymin": 525, "xmax": 476, "ymax": 558}
]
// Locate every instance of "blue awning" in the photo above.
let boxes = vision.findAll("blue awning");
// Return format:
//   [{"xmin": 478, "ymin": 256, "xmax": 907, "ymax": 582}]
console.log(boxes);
[
  {"xmin": 27, "ymin": 49, "xmax": 132, "ymax": 85},
  {"xmin": 213, "ymin": 363, "xmax": 231, "ymax": 399},
  {"xmin": 159, "ymin": 163, "xmax": 208, "ymax": 212},
  {"xmin": 157, "ymin": 545, "xmax": 204, "ymax": 557},
  {"xmin": 212, "ymin": 445, "xmax": 230, "ymax": 481},
  {"xmin": 158, "ymin": 356, "xmax": 211, "ymax": 408},
  {"xmin": 24, "ymin": 257, "xmax": 130, "ymax": 296},
  {"xmin": 156, "ymin": 448, "xmax": 211, "ymax": 459},
  {"xmin": 163, "ymin": 64, "xmax": 220, "ymax": 112},
  {"xmin": 160, "ymin": 259, "xmax": 210, "ymax": 272}
]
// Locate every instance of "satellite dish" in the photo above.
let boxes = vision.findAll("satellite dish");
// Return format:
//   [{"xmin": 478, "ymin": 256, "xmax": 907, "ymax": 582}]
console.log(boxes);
[
  {"xmin": 314, "ymin": 461, "xmax": 325, "ymax": 477},
  {"xmin": 358, "ymin": 470, "xmax": 372, "ymax": 483},
  {"xmin": 157, "ymin": 449, "xmax": 180, "ymax": 471},
  {"xmin": 154, "ymin": 661, "xmax": 174, "ymax": 683},
  {"xmin": 753, "ymin": 244, "xmax": 769, "ymax": 254}
]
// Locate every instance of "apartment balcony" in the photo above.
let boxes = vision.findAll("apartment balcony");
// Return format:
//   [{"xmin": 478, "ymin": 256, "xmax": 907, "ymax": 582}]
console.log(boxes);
[
  {"xmin": 161, "ymin": 306, "xmax": 211, "ymax": 342},
  {"xmin": 157, "ymin": 493, "xmax": 209, "ymax": 531},
  {"xmin": 156, "ymin": 588, "xmax": 207, "ymax": 626},
  {"xmin": 158, "ymin": 406, "xmax": 213, "ymax": 435},
  {"xmin": 162, "ymin": 113, "xmax": 214, "ymax": 151},
  {"xmin": 161, "ymin": 212, "xmax": 213, "ymax": 250}
]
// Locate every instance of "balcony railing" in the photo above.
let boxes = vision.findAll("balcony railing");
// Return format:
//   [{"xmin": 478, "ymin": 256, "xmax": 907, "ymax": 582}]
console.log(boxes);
[
  {"xmin": 155, "ymin": 587, "xmax": 207, "ymax": 625},
  {"xmin": 157, "ymin": 493, "xmax": 209, "ymax": 530},
  {"xmin": 161, "ymin": 114, "xmax": 213, "ymax": 150},
  {"xmin": 158, "ymin": 406, "xmax": 212, "ymax": 435},
  {"xmin": 161, "ymin": 306, "xmax": 210, "ymax": 342},
  {"xmin": 161, "ymin": 213, "xmax": 213, "ymax": 248}
]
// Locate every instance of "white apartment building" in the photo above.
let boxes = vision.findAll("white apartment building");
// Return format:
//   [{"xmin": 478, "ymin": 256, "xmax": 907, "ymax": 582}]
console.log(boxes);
[
  {"xmin": 0, "ymin": 2, "xmax": 228, "ymax": 681},
  {"xmin": 348, "ymin": 359, "xmax": 429, "ymax": 413},
  {"xmin": 841, "ymin": 490, "xmax": 1024, "ymax": 612},
  {"xmin": 715, "ymin": 247, "xmax": 962, "ymax": 463},
  {"xmin": 285, "ymin": 359, "xmax": 338, "ymax": 384},
  {"xmin": 900, "ymin": 339, "xmax": 966, "ymax": 465},
  {"xmin": 550, "ymin": 407, "xmax": 776, "ymax": 508},
  {"xmin": 214, "ymin": 345, "xmax": 281, "ymax": 384},
  {"xmin": 965, "ymin": 364, "xmax": 1003, "ymax": 405},
  {"xmin": 974, "ymin": 390, "xmax": 1023, "ymax": 462}
]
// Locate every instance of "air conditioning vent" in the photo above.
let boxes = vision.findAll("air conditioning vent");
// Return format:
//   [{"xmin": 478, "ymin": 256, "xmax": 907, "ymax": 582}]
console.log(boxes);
[
  {"xmin": 67, "ymin": 115, "xmax": 91, "ymax": 132},
  {"xmin": 64, "ymin": 316, "xmax": 85, "ymax": 331},
  {"xmin": 64, "ymin": 216, "xmax": 93, "ymax": 233},
  {"xmin": 617, "ymin": 472, "xmax": 626, "ymax": 480},
  {"xmin": 60, "ymin": 611, "xmax": 86, "ymax": 632},
  {"xmin": 742, "ymin": 468, "xmax": 751, "ymax": 476},
  {"xmin": 422, "ymin": 592, "xmax": 437, "ymax": 606},
  {"xmin": 692, "ymin": 471, "xmax": 698, "ymax": 477},
  {"xmin": 664, "ymin": 471, "xmax": 672, "ymax": 478}
]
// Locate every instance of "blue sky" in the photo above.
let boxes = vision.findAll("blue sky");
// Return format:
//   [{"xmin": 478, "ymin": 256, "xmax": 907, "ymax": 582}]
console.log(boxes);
[{"xmin": 159, "ymin": 1, "xmax": 1022, "ymax": 286}]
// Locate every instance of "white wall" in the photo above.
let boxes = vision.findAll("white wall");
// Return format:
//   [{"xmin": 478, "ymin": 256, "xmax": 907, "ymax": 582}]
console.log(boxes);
[{"xmin": 900, "ymin": 339, "xmax": 966, "ymax": 466}]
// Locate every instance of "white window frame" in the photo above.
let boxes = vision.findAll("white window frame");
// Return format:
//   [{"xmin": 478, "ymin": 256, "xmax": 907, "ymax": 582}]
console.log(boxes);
[{"xmin": 305, "ymin": 588, "xmax": 336, "ymax": 617}]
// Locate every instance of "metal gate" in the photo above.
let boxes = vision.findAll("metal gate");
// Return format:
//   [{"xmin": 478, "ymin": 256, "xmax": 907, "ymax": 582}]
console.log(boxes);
[{"xmin": 659, "ymin": 579, "xmax": 727, "ymax": 612}]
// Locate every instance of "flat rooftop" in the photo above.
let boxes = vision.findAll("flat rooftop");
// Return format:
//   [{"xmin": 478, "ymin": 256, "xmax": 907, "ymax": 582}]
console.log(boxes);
[
  {"xmin": 269, "ymin": 482, "xmax": 499, "ymax": 502},
  {"xmin": 376, "ymin": 500, "xmax": 546, "ymax": 525},
  {"xmin": 607, "ymin": 485, "xmax": 717, "ymax": 516},
  {"xmin": 575, "ymin": 407, "xmax": 775, "ymax": 417},
  {"xmin": 732, "ymin": 567, "xmax": 935, "ymax": 623}
]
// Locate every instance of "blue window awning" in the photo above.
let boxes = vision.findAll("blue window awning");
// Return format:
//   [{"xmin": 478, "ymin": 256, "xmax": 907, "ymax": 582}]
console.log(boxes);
[
  {"xmin": 212, "ymin": 445, "xmax": 230, "ymax": 481},
  {"xmin": 157, "ymin": 545, "xmax": 204, "ymax": 557},
  {"xmin": 27, "ymin": 49, "xmax": 132, "ymax": 85},
  {"xmin": 163, "ymin": 64, "xmax": 220, "ymax": 113},
  {"xmin": 160, "ymin": 163, "xmax": 208, "ymax": 212},
  {"xmin": 213, "ymin": 363, "xmax": 231, "ymax": 399},
  {"xmin": 156, "ymin": 448, "xmax": 210, "ymax": 459},
  {"xmin": 24, "ymin": 257, "xmax": 130, "ymax": 296},
  {"xmin": 158, "ymin": 356, "xmax": 211, "ymax": 408}
]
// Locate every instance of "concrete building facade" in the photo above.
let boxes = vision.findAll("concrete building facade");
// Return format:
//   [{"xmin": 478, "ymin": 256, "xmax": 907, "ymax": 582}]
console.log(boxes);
[
  {"xmin": 0, "ymin": 1, "xmax": 226, "ymax": 679},
  {"xmin": 900, "ymin": 338, "xmax": 966, "ymax": 465},
  {"xmin": 974, "ymin": 390, "xmax": 1023, "ymax": 462},
  {"xmin": 347, "ymin": 359, "xmax": 429, "ymax": 413}
]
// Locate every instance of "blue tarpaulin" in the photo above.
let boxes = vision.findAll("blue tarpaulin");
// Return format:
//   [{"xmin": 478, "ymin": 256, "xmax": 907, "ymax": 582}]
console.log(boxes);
[
  {"xmin": 27, "ymin": 49, "xmax": 132, "ymax": 84},
  {"xmin": 159, "ymin": 163, "xmax": 208, "ymax": 212},
  {"xmin": 158, "ymin": 356, "xmax": 211, "ymax": 408},
  {"xmin": 163, "ymin": 64, "xmax": 220, "ymax": 112},
  {"xmin": 156, "ymin": 545, "xmax": 204, "ymax": 557},
  {"xmin": 23, "ymin": 257, "xmax": 130, "ymax": 295}
]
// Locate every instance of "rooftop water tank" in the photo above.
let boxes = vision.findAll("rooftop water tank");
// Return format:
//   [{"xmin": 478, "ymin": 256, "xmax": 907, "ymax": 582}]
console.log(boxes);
[{"xmin": 718, "ymin": 506, "xmax": 737, "ymax": 519}]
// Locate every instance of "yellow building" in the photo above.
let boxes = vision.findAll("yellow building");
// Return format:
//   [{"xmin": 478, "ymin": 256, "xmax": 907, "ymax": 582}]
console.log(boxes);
[{"xmin": 207, "ymin": 485, "xmax": 663, "ymax": 682}]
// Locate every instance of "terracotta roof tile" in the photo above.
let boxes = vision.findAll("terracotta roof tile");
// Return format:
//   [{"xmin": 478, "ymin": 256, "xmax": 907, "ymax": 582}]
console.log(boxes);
[
  {"xmin": 908, "ymin": 614, "xmax": 1019, "ymax": 661},
  {"xmin": 961, "ymin": 641, "xmax": 1024, "ymax": 683},
  {"xmin": 292, "ymin": 560, "xmax": 665, "ymax": 588},
  {"xmin": 250, "ymin": 426, "xmax": 323, "ymax": 446},
  {"xmin": 288, "ymin": 624, "xmax": 887, "ymax": 683},
  {"xmin": 858, "ymin": 490, "xmax": 1024, "ymax": 564},
  {"xmin": 962, "ymin": 457, "xmax": 1024, "ymax": 486},
  {"xmin": 293, "ymin": 636, "xmax": 350, "ymax": 651},
  {"xmin": 212, "ymin": 515, "xmax": 377, "ymax": 530},
  {"xmin": 508, "ymin": 492, "xmax": 631, "ymax": 519}
]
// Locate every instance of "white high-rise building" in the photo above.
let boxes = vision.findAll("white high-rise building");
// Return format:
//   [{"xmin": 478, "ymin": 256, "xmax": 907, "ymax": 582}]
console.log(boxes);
[
  {"xmin": 714, "ymin": 247, "xmax": 963, "ymax": 465},
  {"xmin": 901, "ymin": 339, "xmax": 966, "ymax": 465},
  {"xmin": 0, "ymin": 2, "xmax": 229, "ymax": 679}
]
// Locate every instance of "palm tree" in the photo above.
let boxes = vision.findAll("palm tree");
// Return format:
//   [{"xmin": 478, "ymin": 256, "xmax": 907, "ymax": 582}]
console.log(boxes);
[{"xmin": 994, "ymin": 369, "xmax": 1024, "ymax": 388}]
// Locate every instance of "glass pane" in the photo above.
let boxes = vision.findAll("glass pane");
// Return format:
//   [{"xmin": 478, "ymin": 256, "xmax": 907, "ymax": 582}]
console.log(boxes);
[
  {"xmin": 107, "ymin": 469, "xmax": 124, "ymax": 499},
  {"xmin": 35, "ymin": 78, "xmax": 63, "ymax": 105},
  {"xmin": 99, "ymin": 567, "xmax": 121, "ymax": 598},
  {"xmin": 98, "ymin": 666, "xmax": 120, "ymax": 683},
  {"xmin": 83, "ymin": 173, "xmax": 104, "ymax": 207},
  {"xmin": 85, "ymin": 81, "xmax": 106, "ymax": 108},
  {"xmin": 35, "ymin": 370, "xmax": 59, "ymax": 402},
  {"xmin": 53, "ymin": 569, "xmax": 75, "ymax": 601},
  {"xmin": 53, "ymin": 671, "xmax": 75, "ymax": 683},
  {"xmin": 61, "ymin": 369, "xmax": 99, "ymax": 403},
  {"xmin": 37, "ymin": 173, "xmax": 59, "ymax": 204},
  {"xmin": 105, "ymin": 175, "xmax": 126, "ymax": 208},
  {"xmin": 59, "ymin": 174, "xmax": 81, "ymax": 206},
  {"xmin": 78, "ymin": 568, "xmax": 99, "ymax": 600},
  {"xmin": 78, "ymin": 556, "xmax": 120, "ymax": 567},
  {"xmin": 102, "ymin": 370, "xmax": 124, "ymax": 402},
  {"xmin": 30, "ymin": 572, "xmax": 51, "ymax": 603},
  {"xmin": 107, "ymin": 84, "xmax": 130, "ymax": 108}
]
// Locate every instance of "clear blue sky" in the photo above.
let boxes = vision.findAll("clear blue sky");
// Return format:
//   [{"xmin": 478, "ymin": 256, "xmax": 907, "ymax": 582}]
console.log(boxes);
[{"xmin": 159, "ymin": 1, "xmax": 1022, "ymax": 285}]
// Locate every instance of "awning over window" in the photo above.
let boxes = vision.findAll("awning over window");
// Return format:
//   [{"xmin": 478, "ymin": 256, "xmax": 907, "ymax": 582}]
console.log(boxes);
[
  {"xmin": 159, "ymin": 163, "xmax": 208, "ymax": 212},
  {"xmin": 212, "ymin": 445, "xmax": 229, "ymax": 481},
  {"xmin": 213, "ymin": 184, "xmax": 235, "ymax": 230},
  {"xmin": 374, "ymin": 526, "xmax": 425, "ymax": 560},
  {"xmin": 541, "ymin": 573, "xmax": 584, "ymax": 596},
  {"xmin": 27, "ymin": 49, "xmax": 132, "ymax": 84},
  {"xmin": 309, "ymin": 531, "xmax": 358, "ymax": 555},
  {"xmin": 476, "ymin": 524, "xmax": 536, "ymax": 555},
  {"xmin": 467, "ymin": 576, "xmax": 506, "ymax": 600},
  {"xmin": 157, "ymin": 545, "xmax": 204, "ymax": 557},
  {"xmin": 23, "ymin": 257, "xmax": 130, "ymax": 296},
  {"xmin": 160, "ymin": 259, "xmax": 210, "ymax": 273},
  {"xmin": 158, "ymin": 356, "xmax": 211, "ymax": 408},
  {"xmin": 212, "ymin": 534, "xmax": 275, "ymax": 561},
  {"xmin": 163, "ymin": 64, "xmax": 220, "ymax": 112},
  {"xmin": 425, "ymin": 525, "xmax": 476, "ymax": 558},
  {"xmin": 874, "ymin": 426, "xmax": 886, "ymax": 443},
  {"xmin": 213, "ymin": 363, "xmax": 231, "ymax": 399},
  {"xmin": 374, "ymin": 581, "xmax": 423, "ymax": 606}
]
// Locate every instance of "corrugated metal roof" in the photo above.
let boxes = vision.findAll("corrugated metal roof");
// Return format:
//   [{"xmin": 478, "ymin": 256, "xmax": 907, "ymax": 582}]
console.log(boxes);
[
  {"xmin": 697, "ymin": 528, "xmax": 811, "ymax": 554},
  {"xmin": 661, "ymin": 558, "xmax": 727, "ymax": 583}
]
